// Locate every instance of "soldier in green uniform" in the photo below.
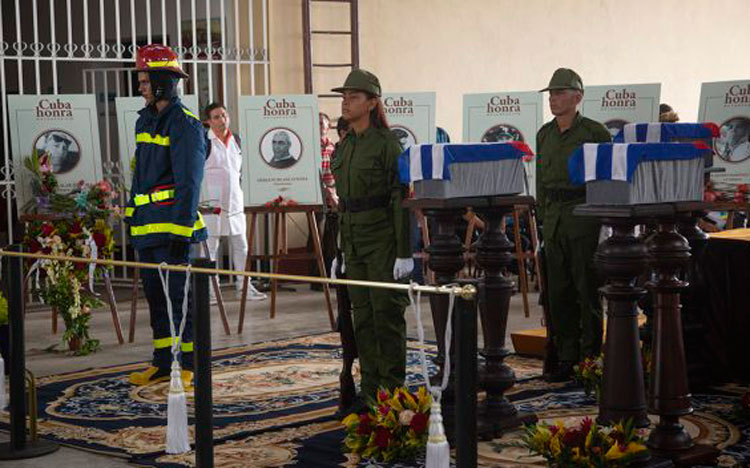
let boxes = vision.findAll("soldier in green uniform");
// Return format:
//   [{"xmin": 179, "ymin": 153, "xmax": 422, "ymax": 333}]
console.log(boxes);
[
  {"xmin": 536, "ymin": 68, "xmax": 611, "ymax": 381},
  {"xmin": 330, "ymin": 69, "xmax": 413, "ymax": 407}
]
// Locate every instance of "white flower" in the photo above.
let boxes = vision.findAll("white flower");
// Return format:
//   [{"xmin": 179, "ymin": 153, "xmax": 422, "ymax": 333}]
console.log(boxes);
[{"xmin": 398, "ymin": 410, "xmax": 415, "ymax": 426}]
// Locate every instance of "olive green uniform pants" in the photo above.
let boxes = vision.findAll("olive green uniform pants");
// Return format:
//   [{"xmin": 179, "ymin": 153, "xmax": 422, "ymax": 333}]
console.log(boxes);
[
  {"xmin": 545, "ymin": 226, "xmax": 603, "ymax": 363},
  {"xmin": 345, "ymin": 239, "xmax": 408, "ymax": 399}
]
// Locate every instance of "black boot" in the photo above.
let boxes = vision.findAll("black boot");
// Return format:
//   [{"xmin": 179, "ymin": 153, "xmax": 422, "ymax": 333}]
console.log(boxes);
[{"xmin": 545, "ymin": 361, "xmax": 575, "ymax": 382}]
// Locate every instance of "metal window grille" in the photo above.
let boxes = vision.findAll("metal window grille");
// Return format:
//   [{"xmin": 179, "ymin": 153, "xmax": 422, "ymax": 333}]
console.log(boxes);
[{"xmin": 0, "ymin": 0, "xmax": 269, "ymax": 281}]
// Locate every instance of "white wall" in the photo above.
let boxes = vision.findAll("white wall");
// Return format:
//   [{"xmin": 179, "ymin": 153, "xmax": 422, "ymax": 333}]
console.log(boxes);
[{"xmin": 271, "ymin": 0, "xmax": 750, "ymax": 140}]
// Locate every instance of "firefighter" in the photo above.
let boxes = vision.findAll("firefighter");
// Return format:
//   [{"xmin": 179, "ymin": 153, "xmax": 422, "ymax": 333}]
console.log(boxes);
[{"xmin": 125, "ymin": 44, "xmax": 207, "ymax": 388}]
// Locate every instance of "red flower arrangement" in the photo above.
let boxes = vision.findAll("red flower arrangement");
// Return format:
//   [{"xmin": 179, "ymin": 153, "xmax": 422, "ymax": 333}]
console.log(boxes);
[
  {"xmin": 20, "ymin": 153, "xmax": 117, "ymax": 355},
  {"xmin": 342, "ymin": 387, "xmax": 431, "ymax": 462},
  {"xmin": 523, "ymin": 417, "xmax": 649, "ymax": 467}
]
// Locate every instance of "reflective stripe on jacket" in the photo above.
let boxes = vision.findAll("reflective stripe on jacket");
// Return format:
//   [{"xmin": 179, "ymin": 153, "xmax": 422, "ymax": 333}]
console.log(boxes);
[{"xmin": 124, "ymin": 97, "xmax": 208, "ymax": 249}]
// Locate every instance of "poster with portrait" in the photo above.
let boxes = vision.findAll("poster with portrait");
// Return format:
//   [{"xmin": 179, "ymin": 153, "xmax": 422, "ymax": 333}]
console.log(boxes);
[
  {"xmin": 462, "ymin": 91, "xmax": 543, "ymax": 195},
  {"xmin": 381, "ymin": 92, "xmax": 436, "ymax": 150},
  {"xmin": 8, "ymin": 94, "xmax": 103, "ymax": 208},
  {"xmin": 581, "ymin": 83, "xmax": 661, "ymax": 140},
  {"xmin": 115, "ymin": 94, "xmax": 199, "ymax": 190},
  {"xmin": 238, "ymin": 94, "xmax": 322, "ymax": 206},
  {"xmin": 698, "ymin": 80, "xmax": 750, "ymax": 187}
]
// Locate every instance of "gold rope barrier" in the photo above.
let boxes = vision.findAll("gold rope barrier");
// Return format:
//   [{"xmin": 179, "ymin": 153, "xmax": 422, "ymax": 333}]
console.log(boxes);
[{"xmin": 0, "ymin": 249, "xmax": 477, "ymax": 300}]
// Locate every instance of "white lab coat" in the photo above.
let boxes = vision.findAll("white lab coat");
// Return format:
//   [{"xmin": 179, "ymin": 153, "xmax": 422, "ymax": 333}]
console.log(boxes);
[{"xmin": 202, "ymin": 130, "xmax": 247, "ymax": 238}]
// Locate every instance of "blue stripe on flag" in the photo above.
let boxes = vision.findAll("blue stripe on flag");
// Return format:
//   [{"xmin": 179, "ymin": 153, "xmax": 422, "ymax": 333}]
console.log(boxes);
[
  {"xmin": 398, "ymin": 150, "xmax": 410, "ymax": 184},
  {"xmin": 595, "ymin": 145, "xmax": 613, "ymax": 181},
  {"xmin": 636, "ymin": 124, "xmax": 648, "ymax": 142},
  {"xmin": 420, "ymin": 145, "xmax": 433, "ymax": 181}
]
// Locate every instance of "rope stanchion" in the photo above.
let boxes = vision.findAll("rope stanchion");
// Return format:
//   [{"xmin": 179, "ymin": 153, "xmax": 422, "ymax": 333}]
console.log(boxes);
[
  {"xmin": 409, "ymin": 282, "xmax": 455, "ymax": 468},
  {"xmin": 192, "ymin": 258, "xmax": 214, "ymax": 468},
  {"xmin": 0, "ymin": 245, "xmax": 59, "ymax": 460},
  {"xmin": 409, "ymin": 279, "xmax": 479, "ymax": 468},
  {"xmin": 0, "ymin": 249, "xmax": 477, "ymax": 300},
  {"xmin": 454, "ymin": 280, "xmax": 479, "ymax": 468}
]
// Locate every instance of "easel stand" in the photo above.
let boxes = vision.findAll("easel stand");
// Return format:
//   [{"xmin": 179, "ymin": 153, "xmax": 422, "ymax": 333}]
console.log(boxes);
[{"xmin": 237, "ymin": 205, "xmax": 335, "ymax": 333}]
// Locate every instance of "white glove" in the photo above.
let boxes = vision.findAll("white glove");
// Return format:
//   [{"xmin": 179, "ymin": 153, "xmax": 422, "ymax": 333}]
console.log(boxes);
[
  {"xmin": 393, "ymin": 257, "xmax": 414, "ymax": 280},
  {"xmin": 331, "ymin": 254, "xmax": 345, "ymax": 279},
  {"xmin": 598, "ymin": 225, "xmax": 612, "ymax": 244}
]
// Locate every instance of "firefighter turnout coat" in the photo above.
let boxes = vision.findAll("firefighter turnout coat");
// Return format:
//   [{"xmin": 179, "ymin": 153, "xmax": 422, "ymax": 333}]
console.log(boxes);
[{"xmin": 124, "ymin": 96, "xmax": 208, "ymax": 249}]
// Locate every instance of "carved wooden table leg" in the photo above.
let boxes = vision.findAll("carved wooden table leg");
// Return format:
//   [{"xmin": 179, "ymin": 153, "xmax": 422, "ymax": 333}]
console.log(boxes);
[
  {"xmin": 421, "ymin": 206, "xmax": 466, "ymax": 433},
  {"xmin": 474, "ymin": 205, "xmax": 536, "ymax": 436},
  {"xmin": 595, "ymin": 217, "xmax": 650, "ymax": 428},
  {"xmin": 646, "ymin": 217, "xmax": 719, "ymax": 465}
]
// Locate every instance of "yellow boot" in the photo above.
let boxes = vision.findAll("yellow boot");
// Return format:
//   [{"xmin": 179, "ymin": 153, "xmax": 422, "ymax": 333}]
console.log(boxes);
[
  {"xmin": 129, "ymin": 366, "xmax": 169, "ymax": 386},
  {"xmin": 180, "ymin": 370, "xmax": 194, "ymax": 392}
]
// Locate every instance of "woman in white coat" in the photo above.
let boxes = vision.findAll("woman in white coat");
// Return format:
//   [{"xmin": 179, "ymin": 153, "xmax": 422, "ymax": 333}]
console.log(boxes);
[{"xmin": 203, "ymin": 103, "xmax": 266, "ymax": 301}]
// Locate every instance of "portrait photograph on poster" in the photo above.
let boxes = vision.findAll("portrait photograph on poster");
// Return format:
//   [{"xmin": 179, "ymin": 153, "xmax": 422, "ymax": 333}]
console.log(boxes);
[
  {"xmin": 259, "ymin": 127, "xmax": 304, "ymax": 169},
  {"xmin": 481, "ymin": 123, "xmax": 526, "ymax": 143},
  {"xmin": 33, "ymin": 129, "xmax": 81, "ymax": 174},
  {"xmin": 390, "ymin": 125, "xmax": 418, "ymax": 149}
]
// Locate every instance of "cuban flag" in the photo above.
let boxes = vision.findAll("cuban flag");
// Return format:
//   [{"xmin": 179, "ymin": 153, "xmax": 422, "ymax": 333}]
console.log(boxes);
[
  {"xmin": 568, "ymin": 142, "xmax": 713, "ymax": 185},
  {"xmin": 398, "ymin": 142, "xmax": 533, "ymax": 184},
  {"xmin": 613, "ymin": 122, "xmax": 720, "ymax": 143}
]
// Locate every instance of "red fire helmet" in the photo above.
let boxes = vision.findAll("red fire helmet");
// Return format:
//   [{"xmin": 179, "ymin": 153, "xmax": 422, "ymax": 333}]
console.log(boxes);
[{"xmin": 135, "ymin": 44, "xmax": 189, "ymax": 78}]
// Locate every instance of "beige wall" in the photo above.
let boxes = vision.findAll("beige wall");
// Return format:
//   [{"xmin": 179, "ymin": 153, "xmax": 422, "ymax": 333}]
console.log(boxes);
[{"xmin": 270, "ymin": 0, "xmax": 750, "ymax": 141}]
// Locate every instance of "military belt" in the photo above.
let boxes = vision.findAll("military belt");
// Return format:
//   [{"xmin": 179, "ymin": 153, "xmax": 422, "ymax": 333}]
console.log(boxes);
[
  {"xmin": 339, "ymin": 194, "xmax": 390, "ymax": 213},
  {"xmin": 545, "ymin": 188, "xmax": 586, "ymax": 202}
]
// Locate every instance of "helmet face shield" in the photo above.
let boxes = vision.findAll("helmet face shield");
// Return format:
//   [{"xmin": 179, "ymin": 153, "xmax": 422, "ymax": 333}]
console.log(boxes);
[{"xmin": 148, "ymin": 71, "xmax": 180, "ymax": 101}]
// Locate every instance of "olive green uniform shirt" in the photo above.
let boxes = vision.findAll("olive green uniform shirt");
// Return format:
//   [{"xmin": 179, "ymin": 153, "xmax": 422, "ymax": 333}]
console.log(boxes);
[
  {"xmin": 331, "ymin": 127, "xmax": 410, "ymax": 259},
  {"xmin": 536, "ymin": 112, "xmax": 611, "ymax": 240}
]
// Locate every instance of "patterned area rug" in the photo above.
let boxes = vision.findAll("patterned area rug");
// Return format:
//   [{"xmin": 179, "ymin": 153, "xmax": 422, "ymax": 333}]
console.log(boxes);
[
  {"xmin": 2, "ymin": 333, "xmax": 747, "ymax": 467},
  {"xmin": 146, "ymin": 385, "xmax": 750, "ymax": 468},
  {"xmin": 0, "ymin": 332, "xmax": 542, "ymax": 464}
]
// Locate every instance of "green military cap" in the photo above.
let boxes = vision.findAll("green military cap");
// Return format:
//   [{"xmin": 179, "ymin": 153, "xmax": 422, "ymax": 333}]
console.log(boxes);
[
  {"xmin": 331, "ymin": 69, "xmax": 381, "ymax": 97},
  {"xmin": 540, "ymin": 68, "xmax": 584, "ymax": 92}
]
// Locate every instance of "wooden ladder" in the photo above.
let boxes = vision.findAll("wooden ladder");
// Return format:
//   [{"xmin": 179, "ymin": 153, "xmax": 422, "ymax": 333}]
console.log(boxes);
[{"xmin": 302, "ymin": 0, "xmax": 360, "ymax": 97}]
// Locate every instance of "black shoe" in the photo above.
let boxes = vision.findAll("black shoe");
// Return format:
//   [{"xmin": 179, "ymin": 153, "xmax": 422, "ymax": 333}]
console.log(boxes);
[
  {"xmin": 333, "ymin": 395, "xmax": 369, "ymax": 420},
  {"xmin": 545, "ymin": 361, "xmax": 575, "ymax": 382}
]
